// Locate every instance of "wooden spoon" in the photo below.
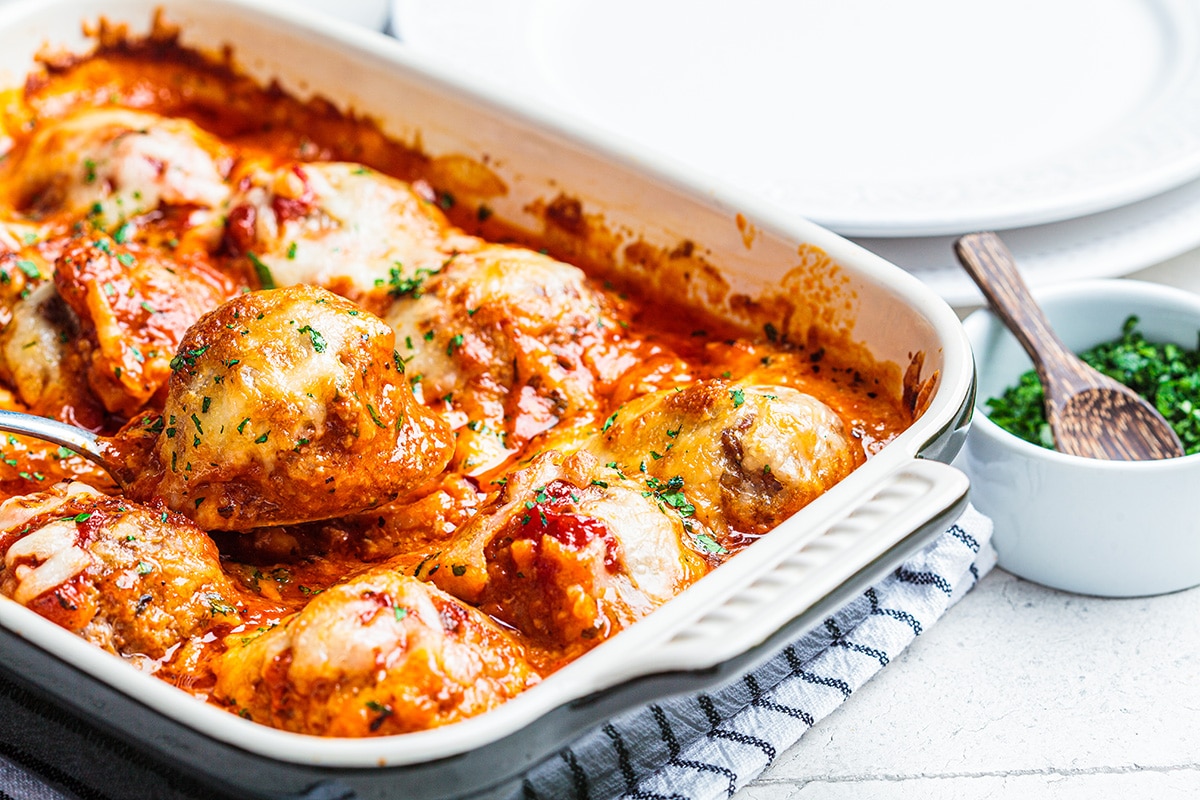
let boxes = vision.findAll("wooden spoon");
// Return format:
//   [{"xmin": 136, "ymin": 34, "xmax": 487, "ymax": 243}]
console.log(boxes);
[{"xmin": 954, "ymin": 231, "xmax": 1184, "ymax": 461}]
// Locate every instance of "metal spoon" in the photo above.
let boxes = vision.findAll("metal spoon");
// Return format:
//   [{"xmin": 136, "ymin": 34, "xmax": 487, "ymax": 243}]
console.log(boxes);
[
  {"xmin": 955, "ymin": 231, "xmax": 1185, "ymax": 461},
  {"xmin": 0, "ymin": 408, "xmax": 128, "ymax": 482}
]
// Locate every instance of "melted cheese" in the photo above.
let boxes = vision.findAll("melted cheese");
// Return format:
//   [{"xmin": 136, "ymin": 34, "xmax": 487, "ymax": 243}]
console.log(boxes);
[{"xmin": 11, "ymin": 108, "xmax": 231, "ymax": 223}]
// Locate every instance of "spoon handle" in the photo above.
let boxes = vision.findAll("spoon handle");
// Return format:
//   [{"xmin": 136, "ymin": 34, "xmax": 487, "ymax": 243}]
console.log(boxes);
[
  {"xmin": 954, "ymin": 232, "xmax": 1100, "ymax": 399},
  {"xmin": 0, "ymin": 409, "xmax": 110, "ymax": 472}
]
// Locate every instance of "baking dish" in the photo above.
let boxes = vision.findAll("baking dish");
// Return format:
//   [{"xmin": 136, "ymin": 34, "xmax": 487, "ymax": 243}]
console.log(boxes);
[{"xmin": 0, "ymin": 0, "xmax": 975, "ymax": 797}]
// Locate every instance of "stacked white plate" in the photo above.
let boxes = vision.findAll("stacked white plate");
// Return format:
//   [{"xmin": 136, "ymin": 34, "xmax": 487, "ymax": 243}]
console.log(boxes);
[{"xmin": 389, "ymin": 0, "xmax": 1200, "ymax": 307}]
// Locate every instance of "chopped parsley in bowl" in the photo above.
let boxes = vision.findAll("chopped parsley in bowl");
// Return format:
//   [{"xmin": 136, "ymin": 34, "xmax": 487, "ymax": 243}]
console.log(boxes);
[
  {"xmin": 960, "ymin": 279, "xmax": 1200, "ymax": 597},
  {"xmin": 985, "ymin": 315, "xmax": 1200, "ymax": 455}
]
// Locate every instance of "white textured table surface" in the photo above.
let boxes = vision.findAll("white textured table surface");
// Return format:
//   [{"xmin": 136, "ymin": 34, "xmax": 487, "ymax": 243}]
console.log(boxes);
[{"xmin": 733, "ymin": 250, "xmax": 1200, "ymax": 799}]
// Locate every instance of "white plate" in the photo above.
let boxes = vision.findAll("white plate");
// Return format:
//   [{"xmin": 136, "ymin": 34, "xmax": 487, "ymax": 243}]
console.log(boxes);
[
  {"xmin": 852, "ymin": 170, "xmax": 1200, "ymax": 308},
  {"xmin": 391, "ymin": 0, "xmax": 1200, "ymax": 237}
]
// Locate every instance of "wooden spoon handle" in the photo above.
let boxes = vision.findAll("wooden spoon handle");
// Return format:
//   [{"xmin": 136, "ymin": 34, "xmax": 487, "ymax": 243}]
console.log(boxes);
[{"xmin": 954, "ymin": 232, "xmax": 1099, "ymax": 398}]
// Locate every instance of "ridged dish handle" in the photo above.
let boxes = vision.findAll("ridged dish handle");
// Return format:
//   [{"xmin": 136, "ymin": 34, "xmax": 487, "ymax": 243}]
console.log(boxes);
[{"xmin": 601, "ymin": 459, "xmax": 969, "ymax": 683}]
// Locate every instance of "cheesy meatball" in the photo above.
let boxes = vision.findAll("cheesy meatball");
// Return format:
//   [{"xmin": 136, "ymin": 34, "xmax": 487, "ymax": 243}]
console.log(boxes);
[
  {"xmin": 214, "ymin": 567, "xmax": 537, "ymax": 736},
  {"xmin": 10, "ymin": 108, "xmax": 232, "ymax": 225},
  {"xmin": 0, "ymin": 481, "xmax": 241, "ymax": 662},
  {"xmin": 223, "ymin": 162, "xmax": 476, "ymax": 309},
  {"xmin": 423, "ymin": 450, "xmax": 708, "ymax": 653},
  {"xmin": 386, "ymin": 244, "xmax": 627, "ymax": 474},
  {"xmin": 53, "ymin": 234, "xmax": 236, "ymax": 416},
  {"xmin": 0, "ymin": 284, "xmax": 82, "ymax": 416},
  {"xmin": 130, "ymin": 284, "xmax": 454, "ymax": 530},
  {"xmin": 586, "ymin": 380, "xmax": 858, "ymax": 542}
]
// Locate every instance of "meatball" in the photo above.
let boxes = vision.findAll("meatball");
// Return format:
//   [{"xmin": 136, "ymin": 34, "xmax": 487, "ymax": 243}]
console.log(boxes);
[
  {"xmin": 53, "ymin": 234, "xmax": 236, "ymax": 416},
  {"xmin": 223, "ymin": 162, "xmax": 476, "ymax": 309},
  {"xmin": 423, "ymin": 450, "xmax": 708, "ymax": 653},
  {"xmin": 0, "ymin": 481, "xmax": 241, "ymax": 663},
  {"xmin": 385, "ymin": 244, "xmax": 626, "ymax": 474},
  {"xmin": 213, "ymin": 567, "xmax": 538, "ymax": 736},
  {"xmin": 586, "ymin": 380, "xmax": 858, "ymax": 541},
  {"xmin": 10, "ymin": 108, "xmax": 232, "ymax": 224},
  {"xmin": 130, "ymin": 284, "xmax": 454, "ymax": 530},
  {"xmin": 0, "ymin": 282, "xmax": 99, "ymax": 424}
]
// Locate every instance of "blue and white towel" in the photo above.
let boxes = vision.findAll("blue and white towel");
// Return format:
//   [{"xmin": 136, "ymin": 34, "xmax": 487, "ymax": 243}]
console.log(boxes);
[{"xmin": 0, "ymin": 506, "xmax": 995, "ymax": 800}]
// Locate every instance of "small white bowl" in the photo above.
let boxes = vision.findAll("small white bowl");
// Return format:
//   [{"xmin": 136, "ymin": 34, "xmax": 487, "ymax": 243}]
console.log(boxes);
[{"xmin": 960, "ymin": 278, "xmax": 1200, "ymax": 597}]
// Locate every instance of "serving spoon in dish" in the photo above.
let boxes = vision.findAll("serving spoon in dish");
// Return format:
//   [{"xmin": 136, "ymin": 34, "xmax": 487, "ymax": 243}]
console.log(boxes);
[
  {"xmin": 954, "ymin": 231, "xmax": 1185, "ymax": 461},
  {"xmin": 0, "ymin": 409, "xmax": 125, "ymax": 480}
]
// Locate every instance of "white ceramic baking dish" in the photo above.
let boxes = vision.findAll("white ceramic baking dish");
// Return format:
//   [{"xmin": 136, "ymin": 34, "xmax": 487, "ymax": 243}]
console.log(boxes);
[{"xmin": 0, "ymin": 1, "xmax": 975, "ymax": 797}]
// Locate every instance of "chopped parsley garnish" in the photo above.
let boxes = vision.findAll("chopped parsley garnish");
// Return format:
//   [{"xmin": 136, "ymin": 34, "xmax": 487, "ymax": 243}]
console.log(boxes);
[
  {"xmin": 169, "ymin": 346, "xmax": 208, "ymax": 371},
  {"xmin": 646, "ymin": 475, "xmax": 695, "ymax": 518},
  {"xmin": 692, "ymin": 531, "xmax": 728, "ymax": 555},
  {"xmin": 387, "ymin": 265, "xmax": 436, "ymax": 299},
  {"xmin": 730, "ymin": 388, "xmax": 745, "ymax": 408},
  {"xmin": 15, "ymin": 260, "xmax": 40, "ymax": 279},
  {"xmin": 206, "ymin": 593, "xmax": 236, "ymax": 616},
  {"xmin": 298, "ymin": 324, "xmax": 327, "ymax": 352},
  {"xmin": 366, "ymin": 403, "xmax": 387, "ymax": 429},
  {"xmin": 987, "ymin": 315, "xmax": 1200, "ymax": 455},
  {"xmin": 248, "ymin": 252, "xmax": 276, "ymax": 289},
  {"xmin": 365, "ymin": 700, "xmax": 393, "ymax": 731}
]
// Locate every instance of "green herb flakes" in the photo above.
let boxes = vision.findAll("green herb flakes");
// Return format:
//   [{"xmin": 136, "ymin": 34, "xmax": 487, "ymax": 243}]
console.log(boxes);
[
  {"xmin": 298, "ymin": 324, "xmax": 327, "ymax": 352},
  {"xmin": 986, "ymin": 315, "xmax": 1200, "ymax": 454},
  {"xmin": 692, "ymin": 531, "xmax": 728, "ymax": 555},
  {"xmin": 15, "ymin": 260, "xmax": 40, "ymax": 280},
  {"xmin": 248, "ymin": 253, "xmax": 276, "ymax": 289}
]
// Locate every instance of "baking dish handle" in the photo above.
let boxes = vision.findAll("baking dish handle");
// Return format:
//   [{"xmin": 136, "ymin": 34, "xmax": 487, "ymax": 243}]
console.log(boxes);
[{"xmin": 606, "ymin": 458, "xmax": 970, "ymax": 681}]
